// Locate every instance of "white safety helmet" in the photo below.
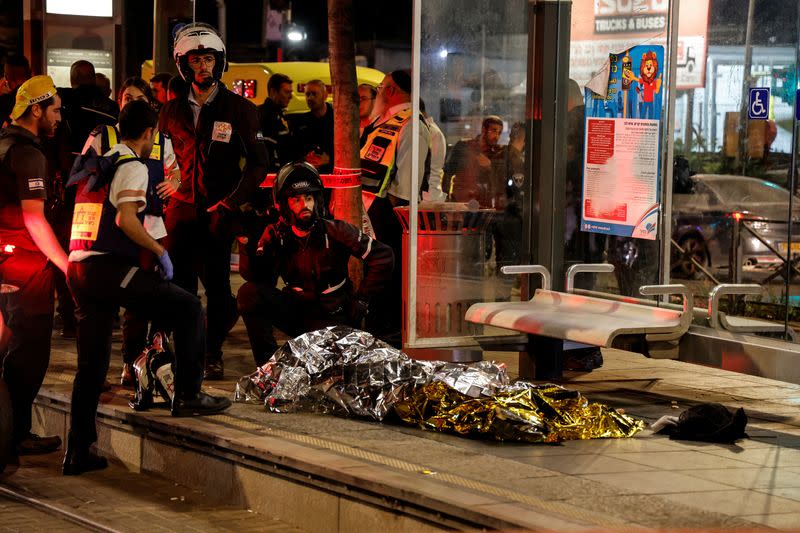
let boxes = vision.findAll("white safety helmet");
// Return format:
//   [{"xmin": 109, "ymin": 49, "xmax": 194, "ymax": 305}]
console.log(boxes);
[{"xmin": 173, "ymin": 22, "xmax": 227, "ymax": 83}]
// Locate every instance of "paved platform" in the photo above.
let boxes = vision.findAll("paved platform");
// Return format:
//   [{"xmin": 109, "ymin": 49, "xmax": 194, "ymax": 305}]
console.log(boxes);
[{"xmin": 4, "ymin": 318, "xmax": 800, "ymax": 531}]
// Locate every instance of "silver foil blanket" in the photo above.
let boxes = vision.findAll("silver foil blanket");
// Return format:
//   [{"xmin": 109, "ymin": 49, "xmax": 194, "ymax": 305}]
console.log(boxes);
[{"xmin": 234, "ymin": 326, "xmax": 644, "ymax": 442}]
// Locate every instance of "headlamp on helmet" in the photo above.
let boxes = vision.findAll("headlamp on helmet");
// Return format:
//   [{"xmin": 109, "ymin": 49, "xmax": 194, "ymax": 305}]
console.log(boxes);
[{"xmin": 173, "ymin": 23, "xmax": 227, "ymax": 85}]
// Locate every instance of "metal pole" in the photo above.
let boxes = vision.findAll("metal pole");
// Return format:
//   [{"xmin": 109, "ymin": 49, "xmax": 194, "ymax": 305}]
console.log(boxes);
[
  {"xmin": 216, "ymin": 0, "xmax": 227, "ymax": 43},
  {"xmin": 738, "ymin": 0, "xmax": 757, "ymax": 173},
  {"xmin": 525, "ymin": 0, "xmax": 570, "ymax": 290},
  {"xmin": 407, "ymin": 0, "xmax": 422, "ymax": 347},
  {"xmin": 659, "ymin": 0, "xmax": 681, "ymax": 288},
  {"xmin": 480, "ymin": 23, "xmax": 486, "ymax": 113},
  {"xmin": 153, "ymin": 0, "xmax": 193, "ymax": 76},
  {"xmin": 730, "ymin": 216, "xmax": 742, "ymax": 284},
  {"xmin": 785, "ymin": 0, "xmax": 800, "ymax": 339},
  {"xmin": 710, "ymin": 58, "xmax": 718, "ymax": 151},
  {"xmin": 684, "ymin": 90, "xmax": 694, "ymax": 151},
  {"xmin": 728, "ymin": 216, "xmax": 742, "ymax": 311}
]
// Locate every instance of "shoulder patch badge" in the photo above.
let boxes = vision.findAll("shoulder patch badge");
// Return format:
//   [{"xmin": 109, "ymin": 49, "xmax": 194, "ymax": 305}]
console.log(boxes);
[{"xmin": 27, "ymin": 177, "xmax": 45, "ymax": 191}]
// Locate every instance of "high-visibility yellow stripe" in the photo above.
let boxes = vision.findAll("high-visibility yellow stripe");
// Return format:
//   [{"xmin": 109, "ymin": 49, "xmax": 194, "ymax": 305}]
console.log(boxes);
[{"xmin": 106, "ymin": 125, "xmax": 118, "ymax": 147}]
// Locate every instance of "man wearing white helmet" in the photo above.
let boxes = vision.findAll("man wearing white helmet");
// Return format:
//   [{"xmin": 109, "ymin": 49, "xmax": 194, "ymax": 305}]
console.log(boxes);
[{"xmin": 158, "ymin": 23, "xmax": 268, "ymax": 380}]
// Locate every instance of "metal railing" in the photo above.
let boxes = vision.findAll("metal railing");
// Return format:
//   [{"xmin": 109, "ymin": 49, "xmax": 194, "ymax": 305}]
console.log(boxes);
[{"xmin": 730, "ymin": 216, "xmax": 800, "ymax": 284}]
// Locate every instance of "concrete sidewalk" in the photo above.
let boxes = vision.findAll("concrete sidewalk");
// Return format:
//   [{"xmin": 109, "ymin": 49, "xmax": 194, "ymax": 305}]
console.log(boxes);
[{"xmin": 5, "ymin": 320, "xmax": 800, "ymax": 531}]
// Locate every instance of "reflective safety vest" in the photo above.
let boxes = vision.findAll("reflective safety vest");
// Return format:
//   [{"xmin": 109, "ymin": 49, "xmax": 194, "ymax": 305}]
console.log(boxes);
[
  {"xmin": 96, "ymin": 124, "xmax": 167, "ymax": 217},
  {"xmin": 359, "ymin": 110, "xmax": 412, "ymax": 197},
  {"xmin": 69, "ymin": 152, "xmax": 145, "ymax": 261}
]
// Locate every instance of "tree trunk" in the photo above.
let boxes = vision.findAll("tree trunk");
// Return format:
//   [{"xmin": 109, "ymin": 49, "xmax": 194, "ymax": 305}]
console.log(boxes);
[{"xmin": 327, "ymin": 0, "xmax": 361, "ymax": 227}]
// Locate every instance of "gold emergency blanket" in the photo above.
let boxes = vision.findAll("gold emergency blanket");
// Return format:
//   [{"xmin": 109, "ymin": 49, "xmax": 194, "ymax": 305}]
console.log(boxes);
[
  {"xmin": 393, "ymin": 381, "xmax": 644, "ymax": 443},
  {"xmin": 235, "ymin": 326, "xmax": 644, "ymax": 443}
]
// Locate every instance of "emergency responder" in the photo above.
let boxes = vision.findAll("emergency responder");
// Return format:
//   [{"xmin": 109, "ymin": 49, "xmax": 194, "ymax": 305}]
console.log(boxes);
[
  {"xmin": 359, "ymin": 69, "xmax": 430, "ymax": 344},
  {"xmin": 158, "ymin": 23, "xmax": 268, "ymax": 380},
  {"xmin": 237, "ymin": 162, "xmax": 393, "ymax": 366},
  {"xmin": 420, "ymin": 99, "xmax": 446, "ymax": 202},
  {"xmin": 290, "ymin": 79, "xmax": 333, "ymax": 173},
  {"xmin": 0, "ymin": 75, "xmax": 68, "ymax": 458},
  {"xmin": 65, "ymin": 99, "xmax": 230, "ymax": 475},
  {"xmin": 48, "ymin": 60, "xmax": 120, "ymax": 338},
  {"xmin": 82, "ymin": 77, "xmax": 181, "ymax": 385},
  {"xmin": 258, "ymin": 73, "xmax": 294, "ymax": 171}
]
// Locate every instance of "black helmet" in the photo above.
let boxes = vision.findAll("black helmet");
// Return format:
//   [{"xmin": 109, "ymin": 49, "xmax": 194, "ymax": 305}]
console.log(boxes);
[{"xmin": 273, "ymin": 161, "xmax": 328, "ymax": 226}]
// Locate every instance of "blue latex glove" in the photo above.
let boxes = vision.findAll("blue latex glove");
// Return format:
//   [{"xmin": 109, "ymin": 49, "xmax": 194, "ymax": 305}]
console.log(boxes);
[{"xmin": 157, "ymin": 250, "xmax": 174, "ymax": 281}]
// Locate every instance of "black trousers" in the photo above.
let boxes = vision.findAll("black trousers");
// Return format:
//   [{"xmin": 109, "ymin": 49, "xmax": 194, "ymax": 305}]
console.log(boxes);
[
  {"xmin": 237, "ymin": 281, "xmax": 351, "ymax": 366},
  {"xmin": 163, "ymin": 200, "xmax": 237, "ymax": 361},
  {"xmin": 121, "ymin": 251, "xmax": 166, "ymax": 364},
  {"xmin": 66, "ymin": 255, "xmax": 205, "ymax": 450},
  {"xmin": 0, "ymin": 249, "xmax": 55, "ymax": 445},
  {"xmin": 365, "ymin": 196, "xmax": 403, "ymax": 344}
]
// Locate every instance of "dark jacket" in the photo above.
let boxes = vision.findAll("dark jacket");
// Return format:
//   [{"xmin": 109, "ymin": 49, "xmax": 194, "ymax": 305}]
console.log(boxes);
[
  {"xmin": 258, "ymin": 98, "xmax": 293, "ymax": 172},
  {"xmin": 443, "ymin": 136, "xmax": 506, "ymax": 207},
  {"xmin": 242, "ymin": 218, "xmax": 393, "ymax": 313},
  {"xmin": 289, "ymin": 103, "xmax": 334, "ymax": 174},
  {"xmin": 159, "ymin": 84, "xmax": 268, "ymax": 208},
  {"xmin": 59, "ymin": 85, "xmax": 119, "ymax": 155}
]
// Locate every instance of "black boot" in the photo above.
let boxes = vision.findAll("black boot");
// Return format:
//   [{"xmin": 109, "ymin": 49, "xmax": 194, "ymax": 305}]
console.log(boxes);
[
  {"xmin": 203, "ymin": 357, "xmax": 224, "ymax": 381},
  {"xmin": 16, "ymin": 433, "xmax": 62, "ymax": 455},
  {"xmin": 171, "ymin": 391, "xmax": 231, "ymax": 417},
  {"xmin": 62, "ymin": 447, "xmax": 108, "ymax": 476}
]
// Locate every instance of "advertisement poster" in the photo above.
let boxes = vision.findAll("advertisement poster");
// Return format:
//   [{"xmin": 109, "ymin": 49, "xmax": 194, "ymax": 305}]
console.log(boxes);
[
  {"xmin": 581, "ymin": 45, "xmax": 663, "ymax": 240},
  {"xmin": 569, "ymin": 0, "xmax": 709, "ymax": 90}
]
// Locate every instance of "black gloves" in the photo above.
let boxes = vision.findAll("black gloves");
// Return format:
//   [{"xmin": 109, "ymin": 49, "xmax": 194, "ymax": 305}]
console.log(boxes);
[{"xmin": 349, "ymin": 297, "xmax": 369, "ymax": 327}]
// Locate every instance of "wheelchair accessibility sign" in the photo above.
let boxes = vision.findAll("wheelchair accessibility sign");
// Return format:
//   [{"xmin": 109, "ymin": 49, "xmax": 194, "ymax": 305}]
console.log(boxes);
[{"xmin": 748, "ymin": 88, "xmax": 770, "ymax": 120}]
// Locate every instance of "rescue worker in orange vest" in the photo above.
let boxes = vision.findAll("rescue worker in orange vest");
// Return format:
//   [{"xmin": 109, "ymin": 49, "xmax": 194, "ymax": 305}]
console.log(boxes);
[
  {"xmin": 65, "ymin": 100, "xmax": 230, "ymax": 476},
  {"xmin": 359, "ymin": 70, "xmax": 432, "ymax": 344}
]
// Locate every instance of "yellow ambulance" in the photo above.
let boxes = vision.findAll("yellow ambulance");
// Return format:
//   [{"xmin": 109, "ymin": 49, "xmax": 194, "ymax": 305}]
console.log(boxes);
[{"xmin": 141, "ymin": 60, "xmax": 384, "ymax": 114}]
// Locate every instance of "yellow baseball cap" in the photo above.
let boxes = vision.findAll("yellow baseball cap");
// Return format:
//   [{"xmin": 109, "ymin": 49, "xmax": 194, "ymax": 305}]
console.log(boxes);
[{"xmin": 11, "ymin": 75, "xmax": 58, "ymax": 121}]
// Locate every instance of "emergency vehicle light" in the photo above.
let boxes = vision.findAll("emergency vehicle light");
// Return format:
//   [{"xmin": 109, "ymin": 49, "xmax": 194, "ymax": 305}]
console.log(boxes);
[
  {"xmin": 2, "ymin": 244, "xmax": 13, "ymax": 254},
  {"xmin": 232, "ymin": 80, "xmax": 257, "ymax": 99}
]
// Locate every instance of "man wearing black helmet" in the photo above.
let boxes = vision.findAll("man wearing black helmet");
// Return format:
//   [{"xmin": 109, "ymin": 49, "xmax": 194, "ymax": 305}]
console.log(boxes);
[
  {"xmin": 158, "ymin": 23, "xmax": 268, "ymax": 380},
  {"xmin": 237, "ymin": 162, "xmax": 394, "ymax": 366}
]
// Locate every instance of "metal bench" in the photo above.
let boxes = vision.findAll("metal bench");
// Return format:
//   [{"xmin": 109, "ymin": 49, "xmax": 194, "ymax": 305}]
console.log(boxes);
[
  {"xmin": 465, "ymin": 264, "xmax": 693, "ymax": 379},
  {"xmin": 707, "ymin": 283, "xmax": 797, "ymax": 341}
]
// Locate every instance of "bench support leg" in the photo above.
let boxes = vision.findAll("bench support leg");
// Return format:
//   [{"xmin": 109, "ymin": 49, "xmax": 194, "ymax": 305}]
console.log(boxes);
[{"xmin": 519, "ymin": 335, "xmax": 564, "ymax": 380}]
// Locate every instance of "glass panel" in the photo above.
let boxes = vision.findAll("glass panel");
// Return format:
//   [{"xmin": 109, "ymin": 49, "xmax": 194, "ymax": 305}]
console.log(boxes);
[
  {"xmin": 565, "ymin": 1, "xmax": 675, "ymax": 296},
  {"xmin": 408, "ymin": 0, "xmax": 529, "ymax": 343},
  {"xmin": 671, "ymin": 1, "xmax": 799, "ymax": 340}
]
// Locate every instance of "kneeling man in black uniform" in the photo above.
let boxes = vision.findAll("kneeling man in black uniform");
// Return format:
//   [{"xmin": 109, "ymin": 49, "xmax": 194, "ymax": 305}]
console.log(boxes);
[
  {"xmin": 64, "ymin": 100, "xmax": 230, "ymax": 476},
  {"xmin": 237, "ymin": 162, "xmax": 393, "ymax": 366}
]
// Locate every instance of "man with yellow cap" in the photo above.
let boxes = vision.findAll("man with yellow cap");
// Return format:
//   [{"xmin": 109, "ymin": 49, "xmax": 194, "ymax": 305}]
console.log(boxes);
[{"xmin": 0, "ymin": 75, "xmax": 68, "ymax": 464}]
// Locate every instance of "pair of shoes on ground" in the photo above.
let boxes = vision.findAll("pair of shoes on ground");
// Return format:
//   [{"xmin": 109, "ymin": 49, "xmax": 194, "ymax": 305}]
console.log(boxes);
[
  {"xmin": 16, "ymin": 432, "xmax": 62, "ymax": 455},
  {"xmin": 63, "ymin": 446, "xmax": 108, "ymax": 476}
]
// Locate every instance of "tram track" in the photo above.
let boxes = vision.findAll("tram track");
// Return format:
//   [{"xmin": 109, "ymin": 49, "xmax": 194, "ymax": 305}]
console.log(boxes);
[{"xmin": 0, "ymin": 484, "xmax": 123, "ymax": 533}]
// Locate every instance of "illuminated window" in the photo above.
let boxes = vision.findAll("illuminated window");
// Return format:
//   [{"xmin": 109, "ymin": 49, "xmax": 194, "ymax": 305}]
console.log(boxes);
[{"xmin": 46, "ymin": 0, "xmax": 113, "ymax": 17}]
